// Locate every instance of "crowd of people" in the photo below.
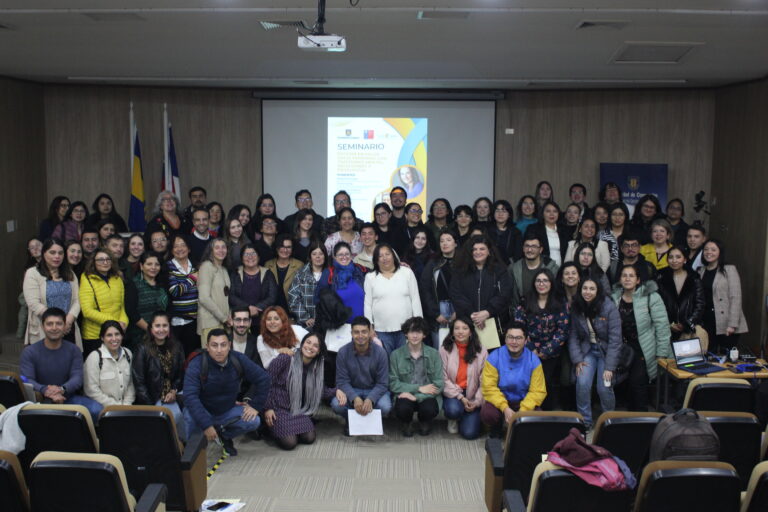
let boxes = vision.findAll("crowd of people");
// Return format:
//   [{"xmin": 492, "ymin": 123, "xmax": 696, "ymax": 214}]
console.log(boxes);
[{"xmin": 17, "ymin": 181, "xmax": 749, "ymax": 451}]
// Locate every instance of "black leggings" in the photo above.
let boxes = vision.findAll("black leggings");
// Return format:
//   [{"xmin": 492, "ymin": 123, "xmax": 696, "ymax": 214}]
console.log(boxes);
[
  {"xmin": 276, "ymin": 430, "xmax": 316, "ymax": 451},
  {"xmin": 626, "ymin": 352, "xmax": 650, "ymax": 411},
  {"xmin": 173, "ymin": 321, "xmax": 199, "ymax": 358},
  {"xmin": 393, "ymin": 397, "xmax": 439, "ymax": 424},
  {"xmin": 539, "ymin": 357, "xmax": 560, "ymax": 411}
]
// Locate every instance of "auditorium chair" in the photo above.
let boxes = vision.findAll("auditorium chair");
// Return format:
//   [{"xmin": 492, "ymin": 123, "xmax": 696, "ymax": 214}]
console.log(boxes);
[
  {"xmin": 29, "ymin": 451, "xmax": 167, "ymax": 512},
  {"xmin": 634, "ymin": 460, "xmax": 741, "ymax": 512},
  {"xmin": 700, "ymin": 411, "xmax": 762, "ymax": 489},
  {"xmin": 591, "ymin": 411, "xmax": 663, "ymax": 476},
  {"xmin": 484, "ymin": 411, "xmax": 586, "ymax": 512},
  {"xmin": 98, "ymin": 405, "xmax": 207, "ymax": 512},
  {"xmin": 17, "ymin": 404, "xmax": 99, "ymax": 475},
  {"xmin": 0, "ymin": 372, "xmax": 27, "ymax": 409},
  {"xmin": 0, "ymin": 450, "xmax": 29, "ymax": 512},
  {"xmin": 683, "ymin": 377, "xmax": 754, "ymax": 413},
  {"xmin": 741, "ymin": 461, "xmax": 768, "ymax": 512},
  {"xmin": 501, "ymin": 460, "xmax": 634, "ymax": 512}
]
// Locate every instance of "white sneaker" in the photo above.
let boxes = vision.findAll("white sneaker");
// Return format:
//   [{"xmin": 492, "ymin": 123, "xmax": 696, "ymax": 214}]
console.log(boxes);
[{"xmin": 447, "ymin": 420, "xmax": 458, "ymax": 434}]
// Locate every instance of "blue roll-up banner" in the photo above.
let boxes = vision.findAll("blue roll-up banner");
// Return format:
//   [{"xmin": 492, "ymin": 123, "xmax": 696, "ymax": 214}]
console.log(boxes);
[{"xmin": 599, "ymin": 163, "xmax": 668, "ymax": 215}]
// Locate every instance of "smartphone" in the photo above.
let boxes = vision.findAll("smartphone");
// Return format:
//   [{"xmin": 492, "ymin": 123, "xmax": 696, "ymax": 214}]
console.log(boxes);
[{"xmin": 207, "ymin": 502, "xmax": 231, "ymax": 511}]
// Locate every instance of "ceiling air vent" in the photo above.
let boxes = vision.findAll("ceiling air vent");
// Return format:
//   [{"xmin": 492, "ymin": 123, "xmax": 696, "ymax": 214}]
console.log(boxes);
[
  {"xmin": 611, "ymin": 42, "xmax": 703, "ymax": 64},
  {"xmin": 417, "ymin": 11, "xmax": 471, "ymax": 20},
  {"xmin": 260, "ymin": 20, "xmax": 309, "ymax": 31},
  {"xmin": 575, "ymin": 20, "xmax": 630, "ymax": 30}
]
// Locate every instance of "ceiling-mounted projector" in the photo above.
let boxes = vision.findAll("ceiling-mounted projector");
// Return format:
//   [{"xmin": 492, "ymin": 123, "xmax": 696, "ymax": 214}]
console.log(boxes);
[
  {"xmin": 298, "ymin": 34, "xmax": 346, "ymax": 52},
  {"xmin": 297, "ymin": 0, "xmax": 347, "ymax": 52}
]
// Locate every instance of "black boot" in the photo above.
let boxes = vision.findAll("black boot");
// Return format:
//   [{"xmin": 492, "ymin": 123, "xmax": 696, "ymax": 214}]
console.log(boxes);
[{"xmin": 222, "ymin": 437, "xmax": 238, "ymax": 456}]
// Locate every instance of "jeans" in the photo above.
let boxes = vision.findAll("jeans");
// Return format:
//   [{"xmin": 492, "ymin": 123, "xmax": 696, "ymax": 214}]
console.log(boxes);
[
  {"xmin": 443, "ymin": 397, "xmax": 482, "ymax": 440},
  {"xmin": 330, "ymin": 387, "xmax": 392, "ymax": 417},
  {"xmin": 575, "ymin": 344, "xmax": 615, "ymax": 427},
  {"xmin": 430, "ymin": 301, "xmax": 454, "ymax": 349},
  {"xmin": 377, "ymin": 331, "xmax": 406, "ymax": 356},
  {"xmin": 183, "ymin": 405, "xmax": 260, "ymax": 442},
  {"xmin": 155, "ymin": 399, "xmax": 186, "ymax": 442},
  {"xmin": 65, "ymin": 395, "xmax": 103, "ymax": 423}
]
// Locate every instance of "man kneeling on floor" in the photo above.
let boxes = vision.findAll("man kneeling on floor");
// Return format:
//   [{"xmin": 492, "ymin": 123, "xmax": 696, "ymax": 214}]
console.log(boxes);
[
  {"xmin": 481, "ymin": 322, "xmax": 547, "ymax": 436},
  {"xmin": 183, "ymin": 328, "xmax": 270, "ymax": 455}
]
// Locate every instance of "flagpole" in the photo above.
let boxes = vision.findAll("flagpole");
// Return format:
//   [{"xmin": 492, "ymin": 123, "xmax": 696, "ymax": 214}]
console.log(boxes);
[{"xmin": 163, "ymin": 103, "xmax": 169, "ymax": 191}]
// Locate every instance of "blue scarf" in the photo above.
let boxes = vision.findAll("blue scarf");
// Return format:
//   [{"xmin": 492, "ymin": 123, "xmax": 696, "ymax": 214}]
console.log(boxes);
[{"xmin": 333, "ymin": 260, "xmax": 356, "ymax": 290}]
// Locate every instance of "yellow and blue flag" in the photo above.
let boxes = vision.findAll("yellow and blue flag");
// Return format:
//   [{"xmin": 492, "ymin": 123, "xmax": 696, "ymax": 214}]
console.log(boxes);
[{"xmin": 129, "ymin": 123, "xmax": 146, "ymax": 231}]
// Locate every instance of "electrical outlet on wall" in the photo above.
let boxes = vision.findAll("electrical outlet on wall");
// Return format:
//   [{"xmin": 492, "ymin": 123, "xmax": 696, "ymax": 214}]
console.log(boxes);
[{"xmin": 6, "ymin": 220, "xmax": 16, "ymax": 233}]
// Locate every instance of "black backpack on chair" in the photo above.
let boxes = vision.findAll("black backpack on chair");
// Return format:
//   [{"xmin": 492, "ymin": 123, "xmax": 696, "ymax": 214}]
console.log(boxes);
[{"xmin": 649, "ymin": 408, "xmax": 720, "ymax": 462}]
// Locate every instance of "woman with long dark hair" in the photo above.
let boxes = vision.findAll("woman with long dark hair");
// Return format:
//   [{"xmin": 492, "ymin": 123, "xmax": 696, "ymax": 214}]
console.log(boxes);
[
  {"xmin": 288, "ymin": 241, "xmax": 329, "ymax": 329},
  {"xmin": 513, "ymin": 268, "xmax": 569, "ymax": 410},
  {"xmin": 515, "ymin": 195, "xmax": 538, "ymax": 235},
  {"xmin": 525, "ymin": 200, "xmax": 570, "ymax": 267},
  {"xmin": 229, "ymin": 243, "xmax": 278, "ymax": 330},
  {"xmin": 440, "ymin": 317, "xmax": 487, "ymax": 439},
  {"xmin": 698, "ymin": 239, "xmax": 748, "ymax": 352},
  {"xmin": 610, "ymin": 263, "xmax": 671, "ymax": 412},
  {"xmin": 85, "ymin": 193, "xmax": 128, "ymax": 232},
  {"xmin": 249, "ymin": 193, "xmax": 286, "ymax": 240},
  {"xmin": 401, "ymin": 225, "xmax": 434, "ymax": 282},
  {"xmin": 472, "ymin": 197, "xmax": 493, "ymax": 228},
  {"xmin": 657, "ymin": 246, "xmax": 705, "ymax": 341},
  {"xmin": 420, "ymin": 229, "xmax": 458, "ymax": 348},
  {"xmin": 630, "ymin": 194, "xmax": 665, "ymax": 245},
  {"xmin": 84, "ymin": 320, "xmax": 134, "ymax": 408},
  {"xmin": 131, "ymin": 311, "xmax": 186, "ymax": 439},
  {"xmin": 264, "ymin": 333, "xmax": 342, "ymax": 450},
  {"xmin": 292, "ymin": 208, "xmax": 322, "ymax": 263},
  {"xmin": 23, "ymin": 238, "xmax": 81, "ymax": 347},
  {"xmin": 449, "ymin": 235, "xmax": 513, "ymax": 336},
  {"xmin": 489, "ymin": 199, "xmax": 522, "ymax": 265},
  {"xmin": 572, "ymin": 242, "xmax": 611, "ymax": 293},
  {"xmin": 453, "ymin": 204, "xmax": 474, "ymax": 247},
  {"xmin": 569, "ymin": 277, "xmax": 621, "ymax": 428},
  {"xmin": 206, "ymin": 201, "xmax": 224, "ymax": 238},
  {"xmin": 364, "ymin": 243, "xmax": 422, "ymax": 355},
  {"xmin": 39, "ymin": 196, "xmax": 70, "ymax": 240},
  {"xmin": 52, "ymin": 201, "xmax": 88, "ymax": 242},
  {"xmin": 534, "ymin": 181, "xmax": 554, "ymax": 213},
  {"xmin": 564, "ymin": 217, "xmax": 611, "ymax": 272},
  {"xmin": 65, "ymin": 240, "xmax": 85, "ymax": 279},
  {"xmin": 125, "ymin": 251, "xmax": 169, "ymax": 351},
  {"xmin": 425, "ymin": 198, "xmax": 453, "ymax": 243},
  {"xmin": 605, "ymin": 202, "xmax": 631, "ymax": 262}
]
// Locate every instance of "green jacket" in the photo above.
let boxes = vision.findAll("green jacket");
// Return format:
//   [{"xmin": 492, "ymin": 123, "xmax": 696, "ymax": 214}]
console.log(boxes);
[
  {"xmin": 389, "ymin": 343, "xmax": 444, "ymax": 406},
  {"xmin": 611, "ymin": 281, "xmax": 671, "ymax": 381}
]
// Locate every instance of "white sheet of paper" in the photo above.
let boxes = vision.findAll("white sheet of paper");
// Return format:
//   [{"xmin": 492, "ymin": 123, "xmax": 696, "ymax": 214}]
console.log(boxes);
[
  {"xmin": 347, "ymin": 409, "xmax": 384, "ymax": 436},
  {"xmin": 324, "ymin": 323, "xmax": 352, "ymax": 352}
]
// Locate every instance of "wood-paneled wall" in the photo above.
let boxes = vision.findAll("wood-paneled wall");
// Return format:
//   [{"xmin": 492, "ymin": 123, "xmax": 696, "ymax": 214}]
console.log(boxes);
[
  {"xmin": 0, "ymin": 78, "xmax": 46, "ymax": 332},
  {"xmin": 495, "ymin": 89, "xmax": 715, "ymax": 223},
  {"xmin": 711, "ymin": 78, "xmax": 768, "ymax": 350},
  {"xmin": 45, "ymin": 86, "xmax": 262, "ymax": 219}
]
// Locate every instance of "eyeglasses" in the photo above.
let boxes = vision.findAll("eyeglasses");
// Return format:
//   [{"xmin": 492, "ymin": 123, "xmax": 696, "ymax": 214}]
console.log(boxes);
[
  {"xmin": 243, "ymin": 252, "xmax": 258, "ymax": 258},
  {"xmin": 334, "ymin": 200, "xmax": 350, "ymax": 205},
  {"xmin": 535, "ymin": 278, "xmax": 550, "ymax": 284},
  {"xmin": 622, "ymin": 243, "xmax": 640, "ymax": 249},
  {"xmin": 523, "ymin": 244, "xmax": 541, "ymax": 250},
  {"xmin": 375, "ymin": 211, "xmax": 389, "ymax": 217},
  {"xmin": 335, "ymin": 252, "xmax": 352, "ymax": 258},
  {"xmin": 505, "ymin": 335, "xmax": 525, "ymax": 341},
  {"xmin": 408, "ymin": 209, "xmax": 423, "ymax": 214},
  {"xmin": 152, "ymin": 237, "xmax": 167, "ymax": 243},
  {"xmin": 297, "ymin": 197, "xmax": 312, "ymax": 204},
  {"xmin": 279, "ymin": 246, "xmax": 292, "ymax": 250}
]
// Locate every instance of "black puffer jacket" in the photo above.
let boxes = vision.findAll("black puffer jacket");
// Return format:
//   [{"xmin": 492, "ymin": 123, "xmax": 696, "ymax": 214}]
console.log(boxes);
[
  {"xmin": 657, "ymin": 267, "xmax": 705, "ymax": 332},
  {"xmin": 449, "ymin": 263, "xmax": 513, "ymax": 324},
  {"xmin": 131, "ymin": 342, "xmax": 186, "ymax": 405}
]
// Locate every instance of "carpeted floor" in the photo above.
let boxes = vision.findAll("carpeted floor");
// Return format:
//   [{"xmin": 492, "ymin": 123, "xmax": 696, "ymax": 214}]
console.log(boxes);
[{"xmin": 204, "ymin": 406, "xmax": 487, "ymax": 512}]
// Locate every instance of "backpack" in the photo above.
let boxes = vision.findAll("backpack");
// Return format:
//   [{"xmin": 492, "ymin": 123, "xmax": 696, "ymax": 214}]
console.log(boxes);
[
  {"xmin": 184, "ymin": 348, "xmax": 243, "ymax": 386},
  {"xmin": 97, "ymin": 347, "xmax": 132, "ymax": 369},
  {"xmin": 649, "ymin": 409, "xmax": 720, "ymax": 462}
]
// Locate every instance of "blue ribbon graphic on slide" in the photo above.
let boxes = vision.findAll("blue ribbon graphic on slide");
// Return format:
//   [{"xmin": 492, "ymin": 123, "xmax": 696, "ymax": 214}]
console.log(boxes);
[{"xmin": 397, "ymin": 119, "xmax": 428, "ymax": 167}]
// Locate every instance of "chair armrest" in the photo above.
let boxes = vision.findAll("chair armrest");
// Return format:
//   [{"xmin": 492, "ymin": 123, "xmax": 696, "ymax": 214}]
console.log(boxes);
[
  {"xmin": 485, "ymin": 437, "xmax": 504, "ymax": 476},
  {"xmin": 181, "ymin": 432, "xmax": 207, "ymax": 470},
  {"xmin": 136, "ymin": 483, "xmax": 167, "ymax": 512},
  {"xmin": 502, "ymin": 490, "xmax": 526, "ymax": 512}
]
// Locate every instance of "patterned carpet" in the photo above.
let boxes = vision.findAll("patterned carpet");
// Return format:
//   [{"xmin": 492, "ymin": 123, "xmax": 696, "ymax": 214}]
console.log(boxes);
[{"xmin": 204, "ymin": 407, "xmax": 487, "ymax": 512}]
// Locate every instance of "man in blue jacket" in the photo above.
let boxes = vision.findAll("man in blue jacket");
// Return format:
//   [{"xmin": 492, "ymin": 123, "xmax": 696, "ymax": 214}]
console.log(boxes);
[{"xmin": 183, "ymin": 328, "xmax": 270, "ymax": 455}]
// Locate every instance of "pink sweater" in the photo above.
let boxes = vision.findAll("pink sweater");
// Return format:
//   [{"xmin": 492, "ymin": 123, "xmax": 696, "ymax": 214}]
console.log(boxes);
[{"xmin": 439, "ymin": 344, "xmax": 488, "ymax": 407}]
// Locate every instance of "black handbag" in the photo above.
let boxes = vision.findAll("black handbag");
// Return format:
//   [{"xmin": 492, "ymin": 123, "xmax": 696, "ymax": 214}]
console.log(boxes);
[{"xmin": 612, "ymin": 343, "xmax": 635, "ymax": 385}]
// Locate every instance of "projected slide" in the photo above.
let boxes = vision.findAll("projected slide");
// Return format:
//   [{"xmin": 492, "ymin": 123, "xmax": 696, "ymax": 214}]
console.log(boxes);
[{"xmin": 328, "ymin": 117, "xmax": 428, "ymax": 221}]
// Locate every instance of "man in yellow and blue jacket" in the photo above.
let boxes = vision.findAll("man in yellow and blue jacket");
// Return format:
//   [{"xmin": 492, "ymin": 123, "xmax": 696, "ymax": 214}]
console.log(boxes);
[{"xmin": 480, "ymin": 322, "xmax": 546, "ymax": 434}]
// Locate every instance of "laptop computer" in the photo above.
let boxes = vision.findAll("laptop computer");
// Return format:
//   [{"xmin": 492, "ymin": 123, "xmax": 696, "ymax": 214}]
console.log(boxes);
[{"xmin": 671, "ymin": 338, "xmax": 723, "ymax": 375}]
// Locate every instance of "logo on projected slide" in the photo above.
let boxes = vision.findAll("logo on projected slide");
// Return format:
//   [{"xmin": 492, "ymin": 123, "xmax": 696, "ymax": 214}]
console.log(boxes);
[
  {"xmin": 628, "ymin": 176, "xmax": 640, "ymax": 191},
  {"xmin": 364, "ymin": 130, "xmax": 375, "ymax": 139},
  {"xmin": 345, "ymin": 129, "xmax": 352, "ymax": 136}
]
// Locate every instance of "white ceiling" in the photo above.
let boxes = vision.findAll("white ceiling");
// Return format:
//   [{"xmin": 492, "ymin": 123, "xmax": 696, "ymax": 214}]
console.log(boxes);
[{"xmin": 1, "ymin": 1, "xmax": 767, "ymax": 89}]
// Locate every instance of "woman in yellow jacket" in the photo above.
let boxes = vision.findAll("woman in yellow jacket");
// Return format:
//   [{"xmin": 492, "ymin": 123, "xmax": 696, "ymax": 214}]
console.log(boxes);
[{"xmin": 80, "ymin": 248, "xmax": 128, "ymax": 359}]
